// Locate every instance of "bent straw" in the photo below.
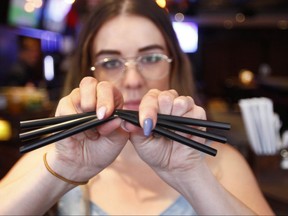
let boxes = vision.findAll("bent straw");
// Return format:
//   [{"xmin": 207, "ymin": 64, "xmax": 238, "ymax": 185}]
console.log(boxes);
[
  {"xmin": 21, "ymin": 109, "xmax": 231, "ymax": 130},
  {"xmin": 115, "ymin": 111, "xmax": 217, "ymax": 156},
  {"xmin": 157, "ymin": 119, "xmax": 227, "ymax": 143},
  {"xmin": 116, "ymin": 109, "xmax": 231, "ymax": 130},
  {"xmin": 20, "ymin": 115, "xmax": 116, "ymax": 153},
  {"xmin": 20, "ymin": 111, "xmax": 95, "ymax": 129},
  {"xmin": 20, "ymin": 115, "xmax": 97, "ymax": 140},
  {"xmin": 19, "ymin": 110, "xmax": 228, "ymax": 156},
  {"xmin": 115, "ymin": 110, "xmax": 227, "ymax": 143}
]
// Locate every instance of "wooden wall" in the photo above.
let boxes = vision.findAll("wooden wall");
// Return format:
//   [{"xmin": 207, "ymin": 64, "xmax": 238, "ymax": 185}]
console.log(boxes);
[{"xmin": 193, "ymin": 27, "xmax": 288, "ymax": 98}]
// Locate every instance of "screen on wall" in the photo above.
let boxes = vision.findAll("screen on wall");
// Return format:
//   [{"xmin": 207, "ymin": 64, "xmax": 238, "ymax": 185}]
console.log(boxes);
[
  {"xmin": 172, "ymin": 21, "xmax": 198, "ymax": 53},
  {"xmin": 42, "ymin": 0, "xmax": 73, "ymax": 32},
  {"xmin": 7, "ymin": 0, "xmax": 42, "ymax": 28}
]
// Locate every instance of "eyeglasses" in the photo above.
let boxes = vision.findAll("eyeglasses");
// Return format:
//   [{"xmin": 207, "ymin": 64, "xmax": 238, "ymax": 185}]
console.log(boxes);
[{"xmin": 90, "ymin": 53, "xmax": 172, "ymax": 80}]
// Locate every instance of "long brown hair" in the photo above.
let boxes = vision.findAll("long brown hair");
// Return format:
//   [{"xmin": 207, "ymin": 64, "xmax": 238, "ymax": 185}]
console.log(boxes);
[{"xmin": 63, "ymin": 0, "xmax": 195, "ymax": 98}]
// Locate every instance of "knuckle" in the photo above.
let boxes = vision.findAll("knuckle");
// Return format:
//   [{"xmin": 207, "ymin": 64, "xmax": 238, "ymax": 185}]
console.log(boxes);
[
  {"xmin": 79, "ymin": 76, "xmax": 97, "ymax": 87},
  {"xmin": 174, "ymin": 96, "xmax": 189, "ymax": 109},
  {"xmin": 168, "ymin": 89, "xmax": 178, "ymax": 97},
  {"xmin": 97, "ymin": 80, "xmax": 111, "ymax": 88},
  {"xmin": 158, "ymin": 91, "xmax": 175, "ymax": 103},
  {"xmin": 186, "ymin": 96, "xmax": 195, "ymax": 104},
  {"xmin": 147, "ymin": 88, "xmax": 160, "ymax": 96},
  {"xmin": 198, "ymin": 106, "xmax": 207, "ymax": 119}
]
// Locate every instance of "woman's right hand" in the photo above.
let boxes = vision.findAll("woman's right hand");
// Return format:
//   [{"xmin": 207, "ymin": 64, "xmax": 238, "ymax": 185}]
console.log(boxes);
[{"xmin": 47, "ymin": 77, "xmax": 129, "ymax": 183}]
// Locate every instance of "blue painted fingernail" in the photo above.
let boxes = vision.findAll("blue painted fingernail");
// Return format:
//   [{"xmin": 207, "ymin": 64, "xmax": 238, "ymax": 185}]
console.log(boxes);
[{"xmin": 143, "ymin": 118, "xmax": 153, "ymax": 137}]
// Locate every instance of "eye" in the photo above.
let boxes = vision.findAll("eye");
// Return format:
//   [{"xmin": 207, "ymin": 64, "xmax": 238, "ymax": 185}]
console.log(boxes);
[
  {"xmin": 140, "ymin": 54, "xmax": 163, "ymax": 64},
  {"xmin": 100, "ymin": 58, "xmax": 123, "ymax": 70}
]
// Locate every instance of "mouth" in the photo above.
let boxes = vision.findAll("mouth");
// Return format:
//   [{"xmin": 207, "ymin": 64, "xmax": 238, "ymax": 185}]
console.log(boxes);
[{"xmin": 123, "ymin": 100, "xmax": 141, "ymax": 110}]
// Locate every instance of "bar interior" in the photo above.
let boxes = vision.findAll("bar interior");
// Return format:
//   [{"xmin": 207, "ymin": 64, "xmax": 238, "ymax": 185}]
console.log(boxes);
[{"xmin": 0, "ymin": 0, "xmax": 287, "ymax": 214}]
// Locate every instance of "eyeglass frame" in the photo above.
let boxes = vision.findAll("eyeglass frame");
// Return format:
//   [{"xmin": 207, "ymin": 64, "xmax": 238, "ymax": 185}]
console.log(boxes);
[{"xmin": 90, "ymin": 53, "xmax": 172, "ymax": 80}]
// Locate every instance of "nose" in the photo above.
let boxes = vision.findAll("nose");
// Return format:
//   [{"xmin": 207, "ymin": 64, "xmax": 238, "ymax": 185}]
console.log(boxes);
[{"xmin": 122, "ymin": 62, "xmax": 145, "ymax": 88}]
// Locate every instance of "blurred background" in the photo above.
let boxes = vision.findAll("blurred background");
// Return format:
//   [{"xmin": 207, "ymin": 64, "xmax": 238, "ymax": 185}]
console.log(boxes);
[{"xmin": 0, "ymin": 0, "xmax": 287, "ymax": 214}]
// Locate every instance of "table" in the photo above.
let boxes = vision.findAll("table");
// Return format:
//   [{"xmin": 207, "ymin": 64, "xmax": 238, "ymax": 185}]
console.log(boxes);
[{"xmin": 249, "ymin": 153, "xmax": 288, "ymax": 215}]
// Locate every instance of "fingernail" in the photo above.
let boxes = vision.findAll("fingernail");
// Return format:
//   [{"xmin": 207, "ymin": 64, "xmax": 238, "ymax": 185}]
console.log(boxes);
[
  {"xmin": 143, "ymin": 118, "xmax": 153, "ymax": 137},
  {"xmin": 97, "ymin": 106, "xmax": 106, "ymax": 120}
]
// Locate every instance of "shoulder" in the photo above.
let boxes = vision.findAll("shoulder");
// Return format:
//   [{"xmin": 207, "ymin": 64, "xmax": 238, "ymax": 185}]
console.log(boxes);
[
  {"xmin": 204, "ymin": 143, "xmax": 274, "ymax": 215},
  {"xmin": 205, "ymin": 141, "xmax": 262, "ymax": 201},
  {"xmin": 205, "ymin": 142, "xmax": 252, "ymax": 181}
]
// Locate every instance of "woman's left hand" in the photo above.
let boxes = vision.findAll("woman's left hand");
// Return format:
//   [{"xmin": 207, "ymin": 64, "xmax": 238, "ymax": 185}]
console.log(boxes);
[{"xmin": 125, "ymin": 89, "xmax": 207, "ymax": 176}]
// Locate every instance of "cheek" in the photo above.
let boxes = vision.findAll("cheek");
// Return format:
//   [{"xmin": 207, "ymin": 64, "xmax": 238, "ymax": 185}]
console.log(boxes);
[
  {"xmin": 153, "ymin": 65, "xmax": 171, "ymax": 90},
  {"xmin": 94, "ymin": 71, "xmax": 122, "ymax": 89},
  {"xmin": 147, "ymin": 64, "xmax": 171, "ymax": 90},
  {"xmin": 148, "ymin": 75, "xmax": 170, "ymax": 90},
  {"xmin": 93, "ymin": 71, "xmax": 107, "ymax": 82}
]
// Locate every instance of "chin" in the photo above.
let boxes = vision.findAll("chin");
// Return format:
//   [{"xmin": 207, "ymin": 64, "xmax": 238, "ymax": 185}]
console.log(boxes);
[{"xmin": 123, "ymin": 104, "xmax": 140, "ymax": 111}]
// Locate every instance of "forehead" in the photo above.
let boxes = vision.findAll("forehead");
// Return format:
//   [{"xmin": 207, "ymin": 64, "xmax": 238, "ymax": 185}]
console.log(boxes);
[{"xmin": 92, "ymin": 15, "xmax": 167, "ymax": 55}]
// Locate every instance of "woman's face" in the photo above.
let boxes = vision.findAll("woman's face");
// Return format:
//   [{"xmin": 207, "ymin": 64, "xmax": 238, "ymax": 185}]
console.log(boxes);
[{"xmin": 92, "ymin": 15, "xmax": 171, "ymax": 110}]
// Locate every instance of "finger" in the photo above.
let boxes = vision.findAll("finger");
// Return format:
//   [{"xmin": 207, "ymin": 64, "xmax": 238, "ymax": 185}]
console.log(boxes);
[
  {"xmin": 79, "ymin": 76, "xmax": 98, "ymax": 113},
  {"xmin": 182, "ymin": 96, "xmax": 207, "ymax": 120},
  {"xmin": 97, "ymin": 117, "xmax": 123, "ymax": 136},
  {"xmin": 171, "ymin": 96, "xmax": 207, "ymax": 130},
  {"xmin": 158, "ymin": 89, "xmax": 178, "ymax": 115},
  {"xmin": 171, "ymin": 96, "xmax": 194, "ymax": 117},
  {"xmin": 138, "ymin": 89, "xmax": 160, "ymax": 136},
  {"xmin": 120, "ymin": 119, "xmax": 143, "ymax": 134},
  {"xmin": 173, "ymin": 98, "xmax": 207, "ymax": 144},
  {"xmin": 96, "ymin": 81, "xmax": 123, "ymax": 119},
  {"xmin": 55, "ymin": 87, "xmax": 99, "ymax": 142},
  {"xmin": 55, "ymin": 88, "xmax": 81, "ymax": 117}
]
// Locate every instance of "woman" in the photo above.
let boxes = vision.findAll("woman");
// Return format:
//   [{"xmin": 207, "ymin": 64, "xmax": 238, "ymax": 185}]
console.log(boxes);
[{"xmin": 0, "ymin": 0, "xmax": 274, "ymax": 215}]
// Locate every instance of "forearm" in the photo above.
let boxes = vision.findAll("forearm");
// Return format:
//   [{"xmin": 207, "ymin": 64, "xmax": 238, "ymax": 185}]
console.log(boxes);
[
  {"xmin": 0, "ymin": 155, "xmax": 76, "ymax": 215},
  {"xmin": 157, "ymin": 163, "xmax": 255, "ymax": 215}
]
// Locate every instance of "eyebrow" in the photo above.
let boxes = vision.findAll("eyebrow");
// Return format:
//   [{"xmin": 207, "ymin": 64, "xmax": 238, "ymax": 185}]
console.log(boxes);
[
  {"xmin": 139, "ymin": 44, "xmax": 165, "ymax": 52},
  {"xmin": 94, "ymin": 50, "xmax": 121, "ymax": 58},
  {"xmin": 94, "ymin": 44, "xmax": 165, "ymax": 58}
]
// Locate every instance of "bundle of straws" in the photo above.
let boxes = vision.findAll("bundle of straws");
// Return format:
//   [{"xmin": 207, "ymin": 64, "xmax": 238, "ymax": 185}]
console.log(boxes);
[{"xmin": 19, "ymin": 109, "xmax": 231, "ymax": 156}]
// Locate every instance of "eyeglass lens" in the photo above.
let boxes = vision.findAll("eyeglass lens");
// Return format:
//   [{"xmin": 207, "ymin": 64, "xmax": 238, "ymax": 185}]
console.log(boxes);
[{"xmin": 93, "ymin": 53, "xmax": 172, "ymax": 80}]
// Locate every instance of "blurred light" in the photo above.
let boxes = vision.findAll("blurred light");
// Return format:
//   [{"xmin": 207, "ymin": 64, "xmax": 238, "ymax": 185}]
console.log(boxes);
[
  {"xmin": 258, "ymin": 63, "xmax": 272, "ymax": 77},
  {"xmin": 174, "ymin": 13, "xmax": 184, "ymax": 22},
  {"xmin": 33, "ymin": 0, "xmax": 43, "ymax": 8},
  {"xmin": 239, "ymin": 69, "xmax": 254, "ymax": 85},
  {"xmin": 277, "ymin": 20, "xmax": 288, "ymax": 30},
  {"xmin": 46, "ymin": 0, "xmax": 73, "ymax": 22},
  {"xmin": 172, "ymin": 21, "xmax": 198, "ymax": 53},
  {"xmin": 8, "ymin": 0, "xmax": 43, "ymax": 28},
  {"xmin": 235, "ymin": 13, "xmax": 245, "ymax": 23},
  {"xmin": 44, "ymin": 55, "xmax": 55, "ymax": 81},
  {"xmin": 155, "ymin": 0, "xmax": 166, "ymax": 8},
  {"xmin": 24, "ymin": 0, "xmax": 43, "ymax": 12},
  {"xmin": 18, "ymin": 27, "xmax": 62, "ymax": 53},
  {"xmin": 223, "ymin": 20, "xmax": 233, "ymax": 29},
  {"xmin": 24, "ymin": 2, "xmax": 35, "ymax": 12},
  {"xmin": 43, "ymin": 0, "xmax": 73, "ymax": 32},
  {"xmin": 65, "ymin": 0, "xmax": 76, "ymax": 3},
  {"xmin": 0, "ymin": 119, "xmax": 12, "ymax": 141}
]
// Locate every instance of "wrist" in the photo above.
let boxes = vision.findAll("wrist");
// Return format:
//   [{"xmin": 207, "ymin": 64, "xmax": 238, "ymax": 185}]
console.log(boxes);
[
  {"xmin": 155, "ymin": 161, "xmax": 210, "ymax": 194},
  {"xmin": 44, "ymin": 153, "xmax": 89, "ymax": 185},
  {"xmin": 45, "ymin": 151, "xmax": 92, "ymax": 185}
]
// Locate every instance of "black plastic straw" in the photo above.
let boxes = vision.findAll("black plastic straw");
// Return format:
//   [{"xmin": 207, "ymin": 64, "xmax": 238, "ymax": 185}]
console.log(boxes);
[
  {"xmin": 20, "ymin": 115, "xmax": 97, "ymax": 140},
  {"xmin": 116, "ymin": 111, "xmax": 217, "ymax": 156},
  {"xmin": 19, "ymin": 110, "xmax": 229, "ymax": 156},
  {"xmin": 116, "ymin": 110, "xmax": 227, "ymax": 143},
  {"xmin": 116, "ymin": 109, "xmax": 230, "ymax": 130},
  {"xmin": 20, "ymin": 111, "xmax": 95, "ymax": 129},
  {"xmin": 20, "ymin": 115, "xmax": 116, "ymax": 153}
]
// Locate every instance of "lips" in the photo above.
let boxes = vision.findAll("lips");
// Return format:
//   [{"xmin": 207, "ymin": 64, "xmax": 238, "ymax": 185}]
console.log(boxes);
[{"xmin": 123, "ymin": 100, "xmax": 141, "ymax": 110}]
